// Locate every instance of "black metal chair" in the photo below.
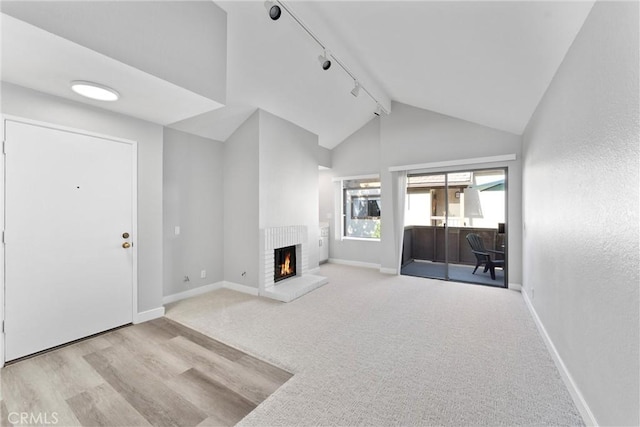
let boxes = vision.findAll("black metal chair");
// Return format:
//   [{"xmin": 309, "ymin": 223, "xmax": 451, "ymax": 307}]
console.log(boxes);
[{"xmin": 465, "ymin": 233, "xmax": 504, "ymax": 280}]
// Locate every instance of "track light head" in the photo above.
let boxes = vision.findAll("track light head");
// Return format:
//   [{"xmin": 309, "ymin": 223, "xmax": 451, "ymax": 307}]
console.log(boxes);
[
  {"xmin": 318, "ymin": 51, "xmax": 331, "ymax": 70},
  {"xmin": 374, "ymin": 104, "xmax": 383, "ymax": 116},
  {"xmin": 264, "ymin": 1, "xmax": 281, "ymax": 20},
  {"xmin": 350, "ymin": 81, "xmax": 361, "ymax": 97}
]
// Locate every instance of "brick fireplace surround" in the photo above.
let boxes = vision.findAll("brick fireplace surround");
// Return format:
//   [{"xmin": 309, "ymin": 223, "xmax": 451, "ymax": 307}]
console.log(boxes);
[{"xmin": 260, "ymin": 226, "xmax": 328, "ymax": 302}]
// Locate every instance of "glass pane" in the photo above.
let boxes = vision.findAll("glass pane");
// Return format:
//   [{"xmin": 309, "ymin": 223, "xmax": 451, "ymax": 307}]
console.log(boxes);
[
  {"xmin": 402, "ymin": 169, "xmax": 507, "ymax": 288},
  {"xmin": 343, "ymin": 178, "xmax": 381, "ymax": 239},
  {"xmin": 402, "ymin": 173, "xmax": 447, "ymax": 280},
  {"xmin": 452, "ymin": 169, "xmax": 506, "ymax": 286}
]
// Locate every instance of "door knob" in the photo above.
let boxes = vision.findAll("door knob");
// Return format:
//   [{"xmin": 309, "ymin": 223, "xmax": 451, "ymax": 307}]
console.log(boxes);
[
  {"xmin": 122, "ymin": 242, "xmax": 131, "ymax": 249},
  {"xmin": 122, "ymin": 232, "xmax": 130, "ymax": 239}
]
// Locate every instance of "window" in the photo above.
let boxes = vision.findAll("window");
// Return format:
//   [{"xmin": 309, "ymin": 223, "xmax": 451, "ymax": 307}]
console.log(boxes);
[{"xmin": 342, "ymin": 178, "xmax": 381, "ymax": 239}]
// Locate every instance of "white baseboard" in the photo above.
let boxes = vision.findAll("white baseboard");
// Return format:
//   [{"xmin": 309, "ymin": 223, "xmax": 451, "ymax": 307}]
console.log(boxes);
[
  {"xmin": 134, "ymin": 306, "xmax": 165, "ymax": 324},
  {"xmin": 379, "ymin": 267, "xmax": 397, "ymax": 275},
  {"xmin": 522, "ymin": 290, "xmax": 597, "ymax": 426},
  {"xmin": 163, "ymin": 281, "xmax": 224, "ymax": 305},
  {"xmin": 508, "ymin": 282, "xmax": 522, "ymax": 291},
  {"xmin": 223, "ymin": 281, "xmax": 260, "ymax": 296},
  {"xmin": 328, "ymin": 258, "xmax": 381, "ymax": 270}
]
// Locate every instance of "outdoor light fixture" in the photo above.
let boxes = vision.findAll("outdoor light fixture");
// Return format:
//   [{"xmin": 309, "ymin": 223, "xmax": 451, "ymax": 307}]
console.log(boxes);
[
  {"xmin": 318, "ymin": 50, "xmax": 331, "ymax": 71},
  {"xmin": 350, "ymin": 81, "xmax": 361, "ymax": 97},
  {"xmin": 265, "ymin": 1, "xmax": 389, "ymax": 115},
  {"xmin": 70, "ymin": 81, "xmax": 119, "ymax": 101},
  {"xmin": 264, "ymin": 1, "xmax": 281, "ymax": 20}
]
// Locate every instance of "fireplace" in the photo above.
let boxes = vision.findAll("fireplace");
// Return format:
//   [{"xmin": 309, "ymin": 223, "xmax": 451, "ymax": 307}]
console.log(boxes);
[{"xmin": 274, "ymin": 245, "xmax": 297, "ymax": 283}]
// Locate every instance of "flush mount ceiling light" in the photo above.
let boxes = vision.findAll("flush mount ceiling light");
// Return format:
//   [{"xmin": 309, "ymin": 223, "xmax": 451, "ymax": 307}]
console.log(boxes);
[
  {"xmin": 266, "ymin": 0, "xmax": 389, "ymax": 115},
  {"xmin": 70, "ymin": 81, "xmax": 119, "ymax": 101},
  {"xmin": 318, "ymin": 50, "xmax": 331, "ymax": 71},
  {"xmin": 264, "ymin": 0, "xmax": 282, "ymax": 20},
  {"xmin": 350, "ymin": 81, "xmax": 361, "ymax": 97}
]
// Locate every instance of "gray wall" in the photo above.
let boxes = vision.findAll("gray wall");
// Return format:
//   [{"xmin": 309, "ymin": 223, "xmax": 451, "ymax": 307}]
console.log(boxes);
[
  {"xmin": 522, "ymin": 2, "xmax": 639, "ymax": 425},
  {"xmin": 378, "ymin": 102, "xmax": 522, "ymax": 281},
  {"xmin": 332, "ymin": 117, "xmax": 381, "ymax": 176},
  {"xmin": 319, "ymin": 170, "xmax": 333, "ymax": 226},
  {"xmin": 317, "ymin": 146, "xmax": 332, "ymax": 169},
  {"xmin": 324, "ymin": 103, "xmax": 522, "ymax": 280},
  {"xmin": 259, "ymin": 110, "xmax": 320, "ymax": 270},
  {"xmin": 2, "ymin": 82, "xmax": 164, "ymax": 313},
  {"xmin": 163, "ymin": 128, "xmax": 224, "ymax": 298},
  {"xmin": 223, "ymin": 112, "xmax": 260, "ymax": 288},
  {"xmin": 329, "ymin": 118, "xmax": 382, "ymax": 265},
  {"xmin": 2, "ymin": 0, "xmax": 227, "ymax": 103}
]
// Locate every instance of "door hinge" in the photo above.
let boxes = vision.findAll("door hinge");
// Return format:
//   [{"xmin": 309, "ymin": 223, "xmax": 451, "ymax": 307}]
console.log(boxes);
[
  {"xmin": 2, "ymin": 140, "xmax": 5, "ymax": 155},
  {"xmin": 1, "ymin": 321, "xmax": 4, "ymax": 333},
  {"xmin": 2, "ymin": 231, "xmax": 4, "ymax": 244}
]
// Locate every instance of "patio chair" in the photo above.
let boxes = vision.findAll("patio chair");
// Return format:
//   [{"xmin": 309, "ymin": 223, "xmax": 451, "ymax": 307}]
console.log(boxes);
[{"xmin": 465, "ymin": 233, "xmax": 504, "ymax": 280}]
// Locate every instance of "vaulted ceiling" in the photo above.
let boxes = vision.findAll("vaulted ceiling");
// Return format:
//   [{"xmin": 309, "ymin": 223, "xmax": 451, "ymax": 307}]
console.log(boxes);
[
  {"xmin": 1, "ymin": 1, "xmax": 595, "ymax": 149},
  {"xmin": 217, "ymin": 0, "xmax": 594, "ymax": 148}
]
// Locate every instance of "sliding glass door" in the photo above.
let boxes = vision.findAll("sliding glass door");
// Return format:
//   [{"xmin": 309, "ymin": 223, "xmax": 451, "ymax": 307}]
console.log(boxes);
[{"xmin": 401, "ymin": 168, "xmax": 507, "ymax": 287}]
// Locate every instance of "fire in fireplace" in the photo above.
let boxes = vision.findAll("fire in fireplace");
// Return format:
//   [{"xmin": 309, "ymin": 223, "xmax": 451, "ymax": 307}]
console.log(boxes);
[{"xmin": 274, "ymin": 245, "xmax": 296, "ymax": 283}]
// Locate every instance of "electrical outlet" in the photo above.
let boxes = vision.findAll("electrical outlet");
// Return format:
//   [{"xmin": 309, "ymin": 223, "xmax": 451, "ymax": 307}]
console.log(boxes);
[
  {"xmin": 174, "ymin": 226, "xmax": 180, "ymax": 235},
  {"xmin": 200, "ymin": 270, "xmax": 206, "ymax": 279}
]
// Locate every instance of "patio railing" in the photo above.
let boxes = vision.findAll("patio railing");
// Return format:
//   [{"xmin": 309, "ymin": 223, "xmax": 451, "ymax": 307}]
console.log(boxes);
[{"xmin": 402, "ymin": 225, "xmax": 505, "ymax": 266}]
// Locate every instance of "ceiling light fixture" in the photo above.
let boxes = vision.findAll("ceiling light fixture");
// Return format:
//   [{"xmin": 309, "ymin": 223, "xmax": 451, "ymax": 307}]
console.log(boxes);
[
  {"xmin": 70, "ymin": 81, "xmax": 119, "ymax": 101},
  {"xmin": 267, "ymin": 1, "xmax": 389, "ymax": 115},
  {"xmin": 374, "ymin": 104, "xmax": 383, "ymax": 117},
  {"xmin": 264, "ymin": 1, "xmax": 282, "ymax": 21},
  {"xmin": 318, "ymin": 50, "xmax": 331, "ymax": 71},
  {"xmin": 350, "ymin": 81, "xmax": 361, "ymax": 97}
]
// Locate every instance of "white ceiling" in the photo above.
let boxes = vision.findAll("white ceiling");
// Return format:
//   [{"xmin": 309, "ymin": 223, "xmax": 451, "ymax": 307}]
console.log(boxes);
[
  {"xmin": 219, "ymin": 0, "xmax": 594, "ymax": 148},
  {"xmin": 1, "ymin": 13, "xmax": 224, "ymax": 126},
  {"xmin": 1, "ymin": 1, "xmax": 595, "ymax": 149}
]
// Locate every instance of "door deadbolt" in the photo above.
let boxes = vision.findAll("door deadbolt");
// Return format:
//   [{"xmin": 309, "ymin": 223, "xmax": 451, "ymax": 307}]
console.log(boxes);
[
  {"xmin": 122, "ymin": 232, "xmax": 130, "ymax": 239},
  {"xmin": 122, "ymin": 242, "xmax": 131, "ymax": 249}
]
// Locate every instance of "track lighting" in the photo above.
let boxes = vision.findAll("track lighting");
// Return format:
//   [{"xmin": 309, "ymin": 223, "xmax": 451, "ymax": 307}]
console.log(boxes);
[
  {"xmin": 318, "ymin": 50, "xmax": 331, "ymax": 70},
  {"xmin": 350, "ymin": 81, "xmax": 361, "ymax": 97},
  {"xmin": 265, "ymin": 1, "xmax": 281, "ymax": 20},
  {"xmin": 266, "ymin": 1, "xmax": 389, "ymax": 115}
]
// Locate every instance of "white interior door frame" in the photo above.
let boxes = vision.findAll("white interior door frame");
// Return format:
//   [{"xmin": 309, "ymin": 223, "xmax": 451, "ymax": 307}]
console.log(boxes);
[{"xmin": 0, "ymin": 115, "xmax": 138, "ymax": 367}]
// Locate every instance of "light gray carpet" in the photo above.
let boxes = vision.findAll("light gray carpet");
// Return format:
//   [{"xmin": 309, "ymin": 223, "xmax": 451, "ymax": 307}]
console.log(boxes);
[{"xmin": 165, "ymin": 263, "xmax": 583, "ymax": 426}]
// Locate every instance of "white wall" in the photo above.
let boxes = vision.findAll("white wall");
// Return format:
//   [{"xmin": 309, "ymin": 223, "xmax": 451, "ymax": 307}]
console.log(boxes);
[
  {"xmin": 259, "ymin": 110, "xmax": 320, "ymax": 270},
  {"xmin": 2, "ymin": 82, "xmax": 164, "ymax": 313},
  {"xmin": 522, "ymin": 2, "xmax": 639, "ymax": 425},
  {"xmin": 223, "ymin": 112, "xmax": 260, "ymax": 288},
  {"xmin": 1, "ymin": 0, "xmax": 227, "ymax": 103},
  {"xmin": 163, "ymin": 128, "xmax": 224, "ymax": 298},
  {"xmin": 379, "ymin": 102, "xmax": 522, "ymax": 281}
]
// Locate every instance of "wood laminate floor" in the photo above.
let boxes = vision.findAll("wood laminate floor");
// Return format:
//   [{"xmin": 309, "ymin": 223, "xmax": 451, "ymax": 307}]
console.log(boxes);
[{"xmin": 0, "ymin": 318, "xmax": 293, "ymax": 426}]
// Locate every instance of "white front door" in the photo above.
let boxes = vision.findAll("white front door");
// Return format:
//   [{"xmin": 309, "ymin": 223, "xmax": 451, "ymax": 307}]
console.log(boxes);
[{"xmin": 4, "ymin": 119, "xmax": 136, "ymax": 361}]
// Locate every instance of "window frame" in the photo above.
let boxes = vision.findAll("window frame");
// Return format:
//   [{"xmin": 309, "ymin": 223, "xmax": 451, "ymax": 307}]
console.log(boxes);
[{"xmin": 334, "ymin": 174, "xmax": 381, "ymax": 241}]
